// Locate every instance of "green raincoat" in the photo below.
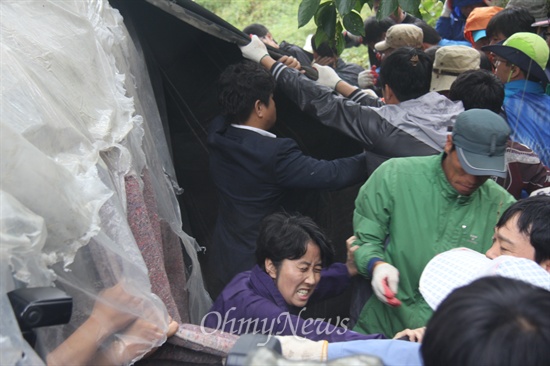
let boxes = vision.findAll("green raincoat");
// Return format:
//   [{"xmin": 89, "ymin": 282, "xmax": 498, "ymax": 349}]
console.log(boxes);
[{"xmin": 353, "ymin": 153, "xmax": 515, "ymax": 337}]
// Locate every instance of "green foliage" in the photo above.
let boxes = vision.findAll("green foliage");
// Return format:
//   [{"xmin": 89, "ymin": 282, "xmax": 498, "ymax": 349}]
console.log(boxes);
[
  {"xmin": 335, "ymin": 0, "xmax": 356, "ymax": 14},
  {"xmin": 343, "ymin": 11, "xmax": 366, "ymax": 36},
  {"xmin": 196, "ymin": 0, "xmax": 318, "ymax": 50},
  {"xmin": 398, "ymin": 0, "xmax": 422, "ymax": 18},
  {"xmin": 300, "ymin": 0, "xmax": 429, "ymax": 53},
  {"xmin": 419, "ymin": 0, "xmax": 443, "ymax": 26},
  {"xmin": 193, "ymin": 0, "xmax": 451, "ymax": 68},
  {"xmin": 298, "ymin": 0, "xmax": 321, "ymax": 27},
  {"xmin": 379, "ymin": 0, "xmax": 400, "ymax": 18}
]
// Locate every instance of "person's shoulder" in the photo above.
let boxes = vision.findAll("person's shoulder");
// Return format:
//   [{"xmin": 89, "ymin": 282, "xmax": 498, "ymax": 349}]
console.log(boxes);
[
  {"xmin": 507, "ymin": 141, "xmax": 543, "ymax": 163},
  {"xmin": 402, "ymin": 13, "xmax": 422, "ymax": 24},
  {"xmin": 210, "ymin": 270, "xmax": 253, "ymax": 309},
  {"xmin": 381, "ymin": 154, "xmax": 437, "ymax": 170},
  {"xmin": 369, "ymin": 155, "xmax": 437, "ymax": 183},
  {"xmin": 270, "ymin": 135, "xmax": 302, "ymax": 151},
  {"xmin": 221, "ymin": 270, "xmax": 253, "ymax": 294},
  {"xmin": 479, "ymin": 180, "xmax": 516, "ymax": 202},
  {"xmin": 208, "ymin": 115, "xmax": 227, "ymax": 133}
]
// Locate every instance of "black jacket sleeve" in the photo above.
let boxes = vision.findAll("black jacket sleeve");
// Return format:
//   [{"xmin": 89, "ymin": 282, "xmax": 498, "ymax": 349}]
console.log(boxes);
[{"xmin": 270, "ymin": 62, "xmax": 392, "ymax": 151}]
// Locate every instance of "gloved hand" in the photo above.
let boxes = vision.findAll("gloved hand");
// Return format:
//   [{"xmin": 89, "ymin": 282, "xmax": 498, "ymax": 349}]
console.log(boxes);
[
  {"xmin": 441, "ymin": 0, "xmax": 453, "ymax": 17},
  {"xmin": 239, "ymin": 34, "xmax": 269, "ymax": 63},
  {"xmin": 312, "ymin": 63, "xmax": 342, "ymax": 89},
  {"xmin": 372, "ymin": 262, "xmax": 401, "ymax": 306},
  {"xmin": 358, "ymin": 69, "xmax": 376, "ymax": 89},
  {"xmin": 275, "ymin": 336, "xmax": 327, "ymax": 361}
]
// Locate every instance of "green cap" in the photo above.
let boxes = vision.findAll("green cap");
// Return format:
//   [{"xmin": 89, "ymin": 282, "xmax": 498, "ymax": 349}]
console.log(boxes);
[
  {"xmin": 482, "ymin": 32, "xmax": 550, "ymax": 82},
  {"xmin": 452, "ymin": 109, "xmax": 510, "ymax": 178}
]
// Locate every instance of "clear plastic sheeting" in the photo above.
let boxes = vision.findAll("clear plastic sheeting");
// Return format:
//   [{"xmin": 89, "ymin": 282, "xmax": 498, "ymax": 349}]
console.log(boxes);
[
  {"xmin": 1, "ymin": 0, "xmax": 212, "ymax": 364},
  {"xmin": 0, "ymin": 193, "xmax": 48, "ymax": 366}
]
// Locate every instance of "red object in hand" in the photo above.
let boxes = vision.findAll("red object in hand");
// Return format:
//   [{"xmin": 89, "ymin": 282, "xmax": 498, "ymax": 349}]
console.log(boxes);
[
  {"xmin": 371, "ymin": 65, "xmax": 378, "ymax": 85},
  {"xmin": 383, "ymin": 279, "xmax": 402, "ymax": 307}
]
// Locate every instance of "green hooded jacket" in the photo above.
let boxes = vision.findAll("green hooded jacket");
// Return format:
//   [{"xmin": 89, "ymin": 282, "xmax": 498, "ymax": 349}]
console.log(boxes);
[{"xmin": 352, "ymin": 153, "xmax": 515, "ymax": 337}]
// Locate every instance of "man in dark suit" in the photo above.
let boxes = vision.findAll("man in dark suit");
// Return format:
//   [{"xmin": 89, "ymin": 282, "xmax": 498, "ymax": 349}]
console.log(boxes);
[{"xmin": 207, "ymin": 61, "xmax": 367, "ymax": 298}]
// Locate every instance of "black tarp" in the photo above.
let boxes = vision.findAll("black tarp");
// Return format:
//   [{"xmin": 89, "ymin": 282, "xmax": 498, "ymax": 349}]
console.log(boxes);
[{"xmin": 110, "ymin": 0, "xmax": 364, "ymax": 322}]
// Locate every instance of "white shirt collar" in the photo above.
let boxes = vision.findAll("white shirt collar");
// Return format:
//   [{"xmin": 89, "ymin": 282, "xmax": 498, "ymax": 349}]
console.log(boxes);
[{"xmin": 231, "ymin": 124, "xmax": 276, "ymax": 138}]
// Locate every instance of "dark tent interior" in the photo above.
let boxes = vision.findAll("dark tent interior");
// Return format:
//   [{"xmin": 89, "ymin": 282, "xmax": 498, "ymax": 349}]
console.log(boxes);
[{"xmin": 110, "ymin": 0, "xmax": 365, "ymax": 323}]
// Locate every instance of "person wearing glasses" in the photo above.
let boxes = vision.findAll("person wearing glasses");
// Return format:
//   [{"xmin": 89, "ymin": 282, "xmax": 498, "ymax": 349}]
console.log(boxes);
[{"xmin": 483, "ymin": 32, "xmax": 550, "ymax": 167}]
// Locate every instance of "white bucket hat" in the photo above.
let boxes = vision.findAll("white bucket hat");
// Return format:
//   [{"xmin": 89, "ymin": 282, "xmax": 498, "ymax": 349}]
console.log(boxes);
[{"xmin": 419, "ymin": 247, "xmax": 550, "ymax": 310}]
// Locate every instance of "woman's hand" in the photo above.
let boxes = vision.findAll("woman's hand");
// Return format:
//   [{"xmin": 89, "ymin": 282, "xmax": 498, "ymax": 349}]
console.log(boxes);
[
  {"xmin": 345, "ymin": 236, "xmax": 359, "ymax": 277},
  {"xmin": 393, "ymin": 327, "xmax": 426, "ymax": 343}
]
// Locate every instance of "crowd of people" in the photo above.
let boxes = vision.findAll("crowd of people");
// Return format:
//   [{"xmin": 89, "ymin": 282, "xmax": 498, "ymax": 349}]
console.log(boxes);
[
  {"xmin": 204, "ymin": 1, "xmax": 550, "ymax": 364},
  {"xmin": 14, "ymin": 1, "xmax": 548, "ymax": 365}
]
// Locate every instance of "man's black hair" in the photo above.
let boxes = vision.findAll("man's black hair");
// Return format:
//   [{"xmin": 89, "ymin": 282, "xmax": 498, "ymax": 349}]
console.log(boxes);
[
  {"xmin": 478, "ymin": 50, "xmax": 493, "ymax": 71},
  {"xmin": 242, "ymin": 23, "xmax": 270, "ymax": 38},
  {"xmin": 414, "ymin": 21, "xmax": 442, "ymax": 45},
  {"xmin": 449, "ymin": 69, "xmax": 504, "ymax": 114},
  {"xmin": 363, "ymin": 16, "xmax": 395, "ymax": 45},
  {"xmin": 311, "ymin": 38, "xmax": 339, "ymax": 57},
  {"xmin": 256, "ymin": 212, "xmax": 335, "ymax": 270},
  {"xmin": 422, "ymin": 276, "xmax": 550, "ymax": 366},
  {"xmin": 486, "ymin": 7, "xmax": 536, "ymax": 39},
  {"xmin": 424, "ymin": 45, "xmax": 441, "ymax": 63},
  {"xmin": 378, "ymin": 47, "xmax": 432, "ymax": 101},
  {"xmin": 217, "ymin": 61, "xmax": 275, "ymax": 125},
  {"xmin": 495, "ymin": 195, "xmax": 550, "ymax": 264}
]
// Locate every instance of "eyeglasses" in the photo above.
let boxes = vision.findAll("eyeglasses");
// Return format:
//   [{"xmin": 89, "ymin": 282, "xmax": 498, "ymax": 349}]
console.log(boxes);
[{"xmin": 493, "ymin": 57, "xmax": 510, "ymax": 68}]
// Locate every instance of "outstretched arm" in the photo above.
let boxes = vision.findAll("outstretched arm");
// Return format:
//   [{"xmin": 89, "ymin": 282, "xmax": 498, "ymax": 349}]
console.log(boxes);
[
  {"xmin": 47, "ymin": 283, "xmax": 175, "ymax": 366},
  {"xmin": 46, "ymin": 283, "xmax": 141, "ymax": 365}
]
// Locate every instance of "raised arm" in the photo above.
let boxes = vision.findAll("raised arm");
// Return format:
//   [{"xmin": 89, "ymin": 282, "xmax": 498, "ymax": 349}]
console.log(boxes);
[{"xmin": 240, "ymin": 36, "xmax": 388, "ymax": 150}]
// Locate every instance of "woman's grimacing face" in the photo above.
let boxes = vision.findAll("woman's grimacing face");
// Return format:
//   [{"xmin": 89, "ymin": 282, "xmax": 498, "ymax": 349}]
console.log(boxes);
[{"xmin": 266, "ymin": 241, "xmax": 322, "ymax": 307}]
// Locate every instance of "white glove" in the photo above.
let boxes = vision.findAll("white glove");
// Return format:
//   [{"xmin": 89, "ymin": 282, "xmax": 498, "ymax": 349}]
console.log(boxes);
[
  {"xmin": 239, "ymin": 34, "xmax": 269, "ymax": 63},
  {"xmin": 313, "ymin": 63, "xmax": 342, "ymax": 90},
  {"xmin": 275, "ymin": 336, "xmax": 327, "ymax": 361},
  {"xmin": 358, "ymin": 70, "xmax": 375, "ymax": 89},
  {"xmin": 441, "ymin": 0, "xmax": 452, "ymax": 17},
  {"xmin": 371, "ymin": 262, "xmax": 400, "ymax": 306}
]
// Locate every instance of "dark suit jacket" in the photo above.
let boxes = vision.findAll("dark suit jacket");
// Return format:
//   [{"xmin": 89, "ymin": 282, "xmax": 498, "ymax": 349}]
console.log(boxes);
[{"xmin": 207, "ymin": 115, "xmax": 367, "ymax": 295}]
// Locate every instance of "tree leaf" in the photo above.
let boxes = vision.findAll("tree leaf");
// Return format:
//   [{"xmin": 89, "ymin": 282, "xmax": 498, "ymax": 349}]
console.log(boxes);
[
  {"xmin": 314, "ymin": 28, "xmax": 329, "ymax": 50},
  {"xmin": 335, "ymin": 22, "xmax": 346, "ymax": 55},
  {"xmin": 378, "ymin": 0, "xmax": 398, "ymax": 19},
  {"xmin": 314, "ymin": 2, "xmax": 332, "ymax": 25},
  {"xmin": 334, "ymin": 0, "xmax": 355, "ymax": 15},
  {"xmin": 343, "ymin": 11, "xmax": 365, "ymax": 36},
  {"xmin": 317, "ymin": 3, "xmax": 337, "ymax": 40},
  {"xmin": 399, "ymin": 0, "xmax": 423, "ymax": 18},
  {"xmin": 298, "ymin": 0, "xmax": 321, "ymax": 28},
  {"xmin": 354, "ymin": 0, "xmax": 369, "ymax": 12}
]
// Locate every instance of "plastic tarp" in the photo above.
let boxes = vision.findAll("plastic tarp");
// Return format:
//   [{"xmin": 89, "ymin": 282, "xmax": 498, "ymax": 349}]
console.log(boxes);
[{"xmin": 0, "ymin": 0, "xmax": 211, "ymax": 364}]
